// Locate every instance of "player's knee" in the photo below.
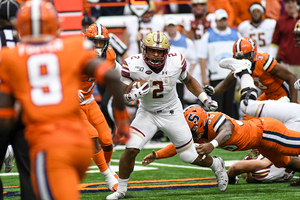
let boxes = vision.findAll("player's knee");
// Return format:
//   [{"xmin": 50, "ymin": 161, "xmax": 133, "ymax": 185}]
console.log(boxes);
[
  {"xmin": 178, "ymin": 148, "xmax": 198, "ymax": 164},
  {"xmin": 102, "ymin": 144, "xmax": 113, "ymax": 152},
  {"xmin": 123, "ymin": 148, "xmax": 140, "ymax": 159}
]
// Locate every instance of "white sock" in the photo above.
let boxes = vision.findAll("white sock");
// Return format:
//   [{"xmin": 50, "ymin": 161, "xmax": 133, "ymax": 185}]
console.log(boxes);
[
  {"xmin": 240, "ymin": 74, "xmax": 256, "ymax": 89},
  {"xmin": 210, "ymin": 157, "xmax": 219, "ymax": 172},
  {"xmin": 117, "ymin": 178, "xmax": 129, "ymax": 193},
  {"xmin": 101, "ymin": 168, "xmax": 115, "ymax": 181}
]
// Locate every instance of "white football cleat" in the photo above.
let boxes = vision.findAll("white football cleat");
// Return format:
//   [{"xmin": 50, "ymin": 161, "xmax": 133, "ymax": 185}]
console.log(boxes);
[
  {"xmin": 4, "ymin": 145, "xmax": 14, "ymax": 173},
  {"xmin": 219, "ymin": 58, "xmax": 252, "ymax": 78},
  {"xmin": 213, "ymin": 157, "xmax": 228, "ymax": 192},
  {"xmin": 106, "ymin": 191, "xmax": 126, "ymax": 200}
]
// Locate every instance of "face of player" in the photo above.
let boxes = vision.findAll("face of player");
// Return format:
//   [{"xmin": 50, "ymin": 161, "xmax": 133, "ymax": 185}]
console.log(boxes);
[
  {"xmin": 251, "ymin": 9, "xmax": 263, "ymax": 24},
  {"xmin": 215, "ymin": 18, "xmax": 228, "ymax": 31},
  {"xmin": 191, "ymin": 3, "xmax": 207, "ymax": 18},
  {"xmin": 147, "ymin": 48, "xmax": 164, "ymax": 58},
  {"xmin": 93, "ymin": 40, "xmax": 106, "ymax": 49},
  {"xmin": 142, "ymin": 11, "xmax": 154, "ymax": 23}
]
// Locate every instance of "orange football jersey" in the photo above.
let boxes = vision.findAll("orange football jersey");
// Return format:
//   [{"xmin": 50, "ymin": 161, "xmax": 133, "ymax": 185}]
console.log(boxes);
[
  {"xmin": 0, "ymin": 36, "xmax": 96, "ymax": 125},
  {"xmin": 198, "ymin": 112, "xmax": 263, "ymax": 151},
  {"xmin": 251, "ymin": 52, "xmax": 288, "ymax": 100},
  {"xmin": 80, "ymin": 45, "xmax": 116, "ymax": 100}
]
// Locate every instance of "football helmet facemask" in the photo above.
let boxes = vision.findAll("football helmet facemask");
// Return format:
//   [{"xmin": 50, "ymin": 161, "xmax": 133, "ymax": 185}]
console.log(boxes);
[
  {"xmin": 233, "ymin": 37, "xmax": 257, "ymax": 62},
  {"xmin": 294, "ymin": 19, "xmax": 300, "ymax": 46},
  {"xmin": 183, "ymin": 105, "xmax": 208, "ymax": 142},
  {"xmin": 142, "ymin": 31, "xmax": 170, "ymax": 68},
  {"xmin": 15, "ymin": 0, "xmax": 59, "ymax": 43},
  {"xmin": 85, "ymin": 23, "xmax": 110, "ymax": 57}
]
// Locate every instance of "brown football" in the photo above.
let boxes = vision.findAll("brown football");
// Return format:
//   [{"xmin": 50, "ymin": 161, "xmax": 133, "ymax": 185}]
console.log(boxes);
[{"xmin": 126, "ymin": 80, "xmax": 149, "ymax": 93}]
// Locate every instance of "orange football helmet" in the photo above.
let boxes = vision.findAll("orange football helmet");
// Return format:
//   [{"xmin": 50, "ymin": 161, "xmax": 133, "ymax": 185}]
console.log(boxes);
[
  {"xmin": 15, "ymin": 0, "xmax": 59, "ymax": 43},
  {"xmin": 233, "ymin": 37, "xmax": 257, "ymax": 62},
  {"xmin": 183, "ymin": 105, "xmax": 208, "ymax": 142},
  {"xmin": 85, "ymin": 23, "xmax": 110, "ymax": 57}
]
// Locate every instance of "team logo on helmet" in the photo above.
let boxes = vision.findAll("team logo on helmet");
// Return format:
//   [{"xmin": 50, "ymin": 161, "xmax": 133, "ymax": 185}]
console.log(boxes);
[
  {"xmin": 183, "ymin": 105, "xmax": 208, "ymax": 142},
  {"xmin": 233, "ymin": 37, "xmax": 257, "ymax": 62}
]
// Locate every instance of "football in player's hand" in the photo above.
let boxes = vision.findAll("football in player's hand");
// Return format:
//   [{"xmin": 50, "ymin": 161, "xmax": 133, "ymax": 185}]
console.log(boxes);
[{"xmin": 126, "ymin": 80, "xmax": 149, "ymax": 93}]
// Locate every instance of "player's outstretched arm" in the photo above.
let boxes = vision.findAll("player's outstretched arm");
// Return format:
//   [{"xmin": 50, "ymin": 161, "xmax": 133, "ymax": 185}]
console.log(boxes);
[
  {"xmin": 142, "ymin": 150, "xmax": 157, "ymax": 166},
  {"xmin": 196, "ymin": 120, "xmax": 233, "ymax": 156},
  {"xmin": 227, "ymin": 158, "xmax": 272, "ymax": 178},
  {"xmin": 182, "ymin": 72, "xmax": 218, "ymax": 111}
]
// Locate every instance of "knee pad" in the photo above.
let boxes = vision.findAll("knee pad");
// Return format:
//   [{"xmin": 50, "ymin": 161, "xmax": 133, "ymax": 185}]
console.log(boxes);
[{"xmin": 177, "ymin": 144, "xmax": 198, "ymax": 164}]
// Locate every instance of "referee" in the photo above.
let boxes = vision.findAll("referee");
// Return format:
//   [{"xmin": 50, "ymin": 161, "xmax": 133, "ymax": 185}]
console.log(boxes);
[{"xmin": 0, "ymin": 1, "xmax": 36, "ymax": 199}]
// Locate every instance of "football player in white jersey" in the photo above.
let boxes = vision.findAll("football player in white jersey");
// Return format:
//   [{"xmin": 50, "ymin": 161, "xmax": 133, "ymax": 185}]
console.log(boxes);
[
  {"xmin": 237, "ymin": 3, "xmax": 276, "ymax": 54},
  {"xmin": 106, "ymin": 31, "xmax": 228, "ymax": 200},
  {"xmin": 228, "ymin": 149, "xmax": 295, "ymax": 184},
  {"xmin": 122, "ymin": 0, "xmax": 164, "ymax": 56}
]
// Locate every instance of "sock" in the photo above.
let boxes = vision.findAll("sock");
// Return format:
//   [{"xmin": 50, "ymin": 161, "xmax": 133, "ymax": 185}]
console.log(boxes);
[
  {"xmin": 240, "ymin": 74, "xmax": 256, "ymax": 89},
  {"xmin": 92, "ymin": 149, "xmax": 108, "ymax": 172},
  {"xmin": 117, "ymin": 178, "xmax": 129, "ymax": 193},
  {"xmin": 210, "ymin": 157, "xmax": 219, "ymax": 172}
]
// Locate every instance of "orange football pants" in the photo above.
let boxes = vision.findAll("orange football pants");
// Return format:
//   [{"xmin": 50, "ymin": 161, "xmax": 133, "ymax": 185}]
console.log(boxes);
[
  {"xmin": 258, "ymin": 117, "xmax": 300, "ymax": 168},
  {"xmin": 26, "ymin": 120, "xmax": 93, "ymax": 200},
  {"xmin": 79, "ymin": 100, "xmax": 113, "ymax": 146}
]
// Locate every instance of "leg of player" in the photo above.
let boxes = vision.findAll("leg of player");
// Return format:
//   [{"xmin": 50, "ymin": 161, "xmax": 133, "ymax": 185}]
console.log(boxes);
[
  {"xmin": 106, "ymin": 148, "xmax": 139, "ymax": 199},
  {"xmin": 192, "ymin": 155, "xmax": 228, "ymax": 191},
  {"xmin": 4, "ymin": 145, "xmax": 14, "ymax": 173},
  {"xmin": 92, "ymin": 138, "xmax": 118, "ymax": 191}
]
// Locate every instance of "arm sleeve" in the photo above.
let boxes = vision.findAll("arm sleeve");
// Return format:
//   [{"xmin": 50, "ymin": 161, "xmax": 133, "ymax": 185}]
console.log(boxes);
[{"xmin": 156, "ymin": 143, "xmax": 178, "ymax": 159}]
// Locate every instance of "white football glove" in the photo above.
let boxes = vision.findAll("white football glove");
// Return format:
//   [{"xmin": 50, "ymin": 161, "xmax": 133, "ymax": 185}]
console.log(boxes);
[
  {"xmin": 294, "ymin": 79, "xmax": 300, "ymax": 90},
  {"xmin": 124, "ymin": 82, "xmax": 150, "ymax": 103},
  {"xmin": 203, "ymin": 98, "xmax": 218, "ymax": 111},
  {"xmin": 203, "ymin": 85, "xmax": 215, "ymax": 96},
  {"xmin": 78, "ymin": 90, "xmax": 85, "ymax": 103}
]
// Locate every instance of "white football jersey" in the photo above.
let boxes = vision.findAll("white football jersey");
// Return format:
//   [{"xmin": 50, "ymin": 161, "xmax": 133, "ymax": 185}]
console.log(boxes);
[
  {"xmin": 121, "ymin": 49, "xmax": 187, "ymax": 112},
  {"xmin": 237, "ymin": 19, "xmax": 276, "ymax": 54},
  {"xmin": 250, "ymin": 154, "xmax": 295, "ymax": 182},
  {"xmin": 125, "ymin": 16, "xmax": 165, "ymax": 56}
]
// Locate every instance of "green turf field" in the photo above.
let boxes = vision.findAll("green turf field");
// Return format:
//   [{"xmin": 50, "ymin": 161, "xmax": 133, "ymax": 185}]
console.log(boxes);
[{"xmin": 1, "ymin": 145, "xmax": 300, "ymax": 200}]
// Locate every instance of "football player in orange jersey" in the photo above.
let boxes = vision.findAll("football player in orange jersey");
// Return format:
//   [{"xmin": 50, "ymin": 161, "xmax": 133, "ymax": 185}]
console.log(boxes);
[
  {"xmin": 142, "ymin": 104, "xmax": 300, "ymax": 183},
  {"xmin": 203, "ymin": 37, "xmax": 298, "ymax": 104},
  {"xmin": 0, "ymin": 1, "xmax": 130, "ymax": 200},
  {"xmin": 79, "ymin": 23, "xmax": 119, "ymax": 191}
]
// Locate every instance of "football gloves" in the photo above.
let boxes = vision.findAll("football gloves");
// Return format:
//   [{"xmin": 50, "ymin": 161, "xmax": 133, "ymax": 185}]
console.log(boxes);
[
  {"xmin": 203, "ymin": 85, "xmax": 215, "ymax": 96},
  {"xmin": 124, "ymin": 82, "xmax": 150, "ymax": 103},
  {"xmin": 294, "ymin": 79, "xmax": 300, "ymax": 90},
  {"xmin": 203, "ymin": 98, "xmax": 218, "ymax": 111}
]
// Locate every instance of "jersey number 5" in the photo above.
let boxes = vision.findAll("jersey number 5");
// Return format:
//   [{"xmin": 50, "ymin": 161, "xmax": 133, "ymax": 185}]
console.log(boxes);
[{"xmin": 27, "ymin": 53, "xmax": 63, "ymax": 106}]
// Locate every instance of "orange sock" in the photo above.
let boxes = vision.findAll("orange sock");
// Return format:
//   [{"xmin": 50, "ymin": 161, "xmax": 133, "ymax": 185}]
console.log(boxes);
[
  {"xmin": 104, "ymin": 149, "xmax": 113, "ymax": 163},
  {"xmin": 92, "ymin": 149, "xmax": 108, "ymax": 172}
]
